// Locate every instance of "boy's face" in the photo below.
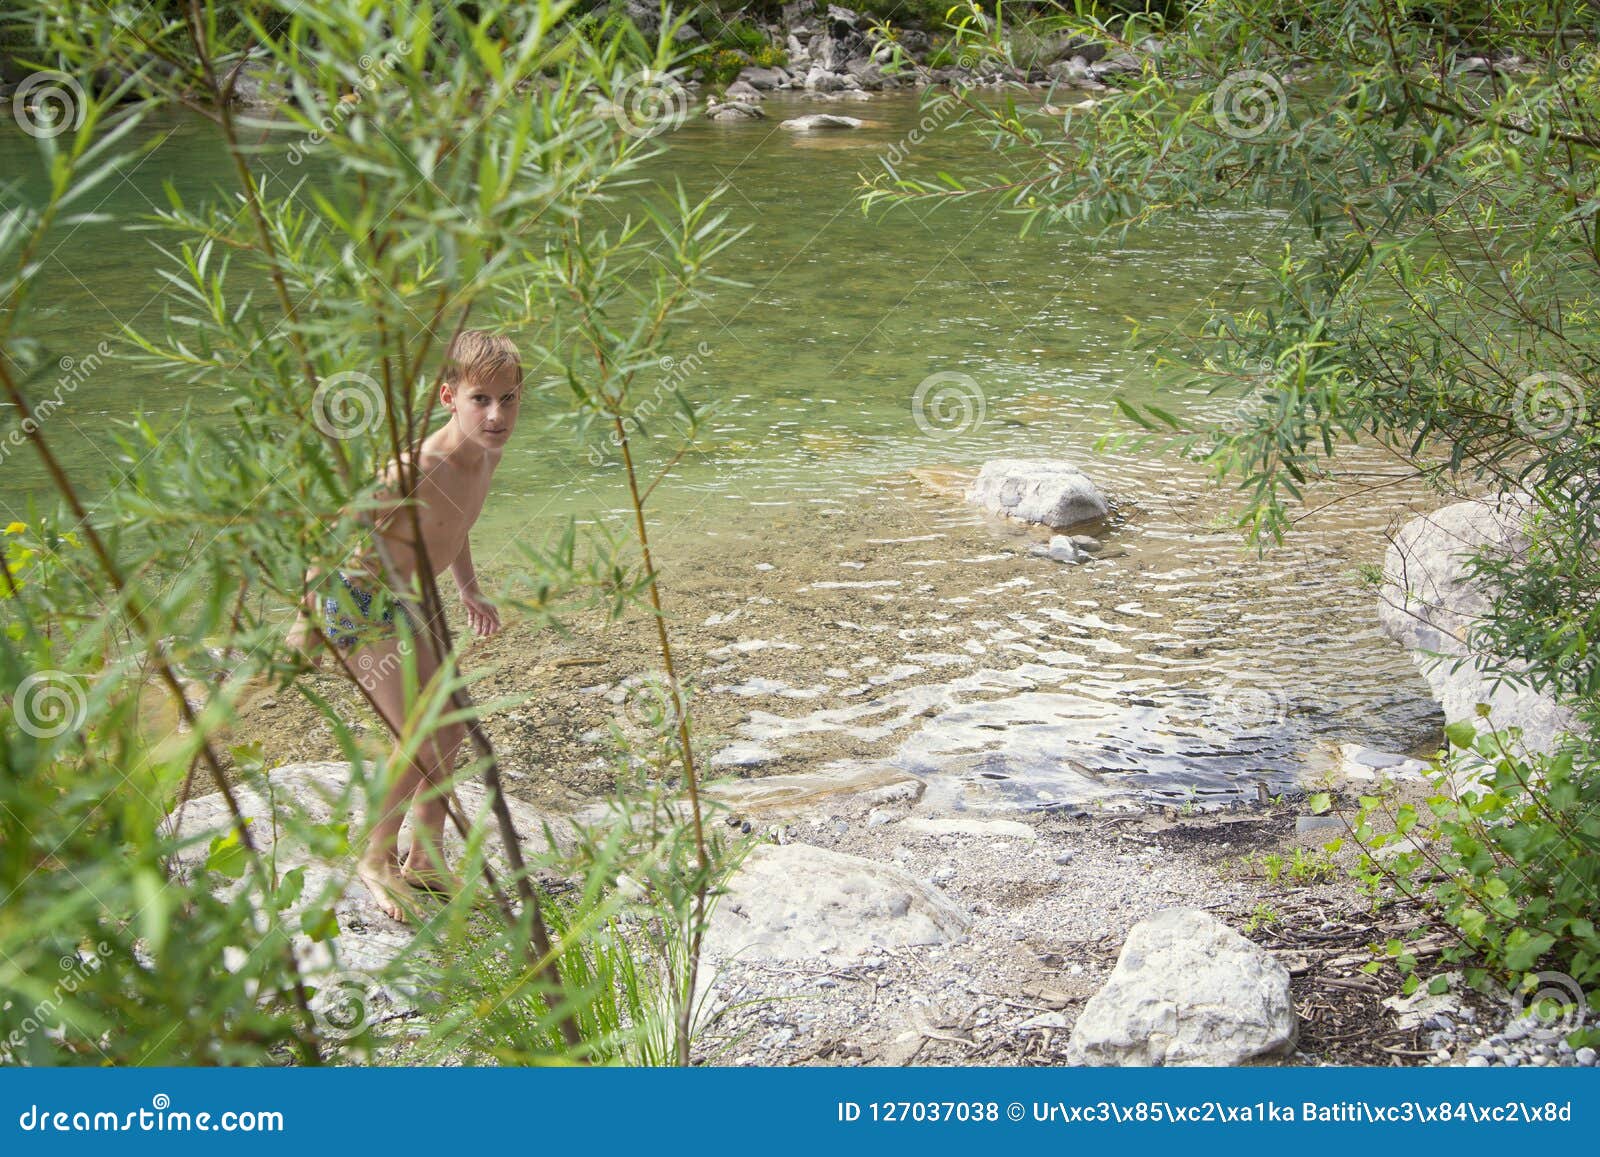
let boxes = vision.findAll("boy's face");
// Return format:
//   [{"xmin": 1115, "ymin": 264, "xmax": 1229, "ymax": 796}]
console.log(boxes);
[{"xmin": 443, "ymin": 369, "xmax": 521, "ymax": 450}]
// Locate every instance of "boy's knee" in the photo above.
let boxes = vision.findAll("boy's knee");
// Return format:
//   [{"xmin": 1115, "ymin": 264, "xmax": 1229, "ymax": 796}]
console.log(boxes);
[{"xmin": 422, "ymin": 723, "xmax": 466, "ymax": 773}]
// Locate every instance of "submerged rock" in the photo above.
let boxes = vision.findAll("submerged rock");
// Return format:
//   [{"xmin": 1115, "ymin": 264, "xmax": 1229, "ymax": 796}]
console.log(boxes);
[
  {"xmin": 1067, "ymin": 908, "xmax": 1297, "ymax": 1066},
  {"xmin": 967, "ymin": 458, "xmax": 1109, "ymax": 529},
  {"xmin": 703, "ymin": 842, "xmax": 970, "ymax": 962},
  {"xmin": 1378, "ymin": 496, "xmax": 1576, "ymax": 754},
  {"xmin": 706, "ymin": 100, "xmax": 764, "ymax": 121}
]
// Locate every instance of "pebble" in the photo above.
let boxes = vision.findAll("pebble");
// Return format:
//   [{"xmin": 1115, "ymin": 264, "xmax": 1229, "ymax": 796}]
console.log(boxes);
[
  {"xmin": 1503, "ymin": 1055, "xmax": 1520, "ymax": 1067},
  {"xmin": 1054, "ymin": 852, "xmax": 1075, "ymax": 865},
  {"xmin": 1578, "ymin": 1047, "xmax": 1597, "ymax": 1066},
  {"xmin": 1466, "ymin": 1054, "xmax": 1490, "ymax": 1067}
]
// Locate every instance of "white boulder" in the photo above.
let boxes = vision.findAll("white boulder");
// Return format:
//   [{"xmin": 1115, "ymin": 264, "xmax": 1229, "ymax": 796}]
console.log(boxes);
[
  {"xmin": 1067, "ymin": 908, "xmax": 1297, "ymax": 1066},
  {"xmin": 703, "ymin": 842, "xmax": 969, "ymax": 962},
  {"xmin": 967, "ymin": 459, "xmax": 1109, "ymax": 529},
  {"xmin": 1378, "ymin": 496, "xmax": 1576, "ymax": 754},
  {"xmin": 780, "ymin": 113, "xmax": 863, "ymax": 130}
]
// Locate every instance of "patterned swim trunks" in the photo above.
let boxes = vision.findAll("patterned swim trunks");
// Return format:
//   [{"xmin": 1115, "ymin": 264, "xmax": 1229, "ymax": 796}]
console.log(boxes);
[{"xmin": 321, "ymin": 571, "xmax": 402, "ymax": 649}]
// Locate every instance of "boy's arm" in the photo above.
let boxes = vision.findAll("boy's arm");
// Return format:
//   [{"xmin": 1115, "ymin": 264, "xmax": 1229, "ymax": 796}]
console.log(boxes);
[{"xmin": 451, "ymin": 540, "xmax": 501, "ymax": 638}]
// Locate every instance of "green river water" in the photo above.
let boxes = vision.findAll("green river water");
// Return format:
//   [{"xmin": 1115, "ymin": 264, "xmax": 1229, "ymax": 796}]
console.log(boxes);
[{"xmin": 3, "ymin": 92, "xmax": 1443, "ymax": 808}]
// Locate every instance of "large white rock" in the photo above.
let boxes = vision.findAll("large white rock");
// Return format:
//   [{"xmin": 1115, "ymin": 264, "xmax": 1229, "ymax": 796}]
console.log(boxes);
[
  {"xmin": 967, "ymin": 459, "xmax": 1108, "ymax": 529},
  {"xmin": 704, "ymin": 842, "xmax": 969, "ymax": 962},
  {"xmin": 1378, "ymin": 497, "xmax": 1576, "ymax": 754},
  {"xmin": 780, "ymin": 113, "xmax": 863, "ymax": 130},
  {"xmin": 1067, "ymin": 908, "xmax": 1297, "ymax": 1066}
]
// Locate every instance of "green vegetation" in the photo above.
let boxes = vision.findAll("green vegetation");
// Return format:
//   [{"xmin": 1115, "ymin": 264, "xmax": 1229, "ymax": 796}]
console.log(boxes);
[
  {"xmin": 1, "ymin": 0, "xmax": 738, "ymax": 1064},
  {"xmin": 1226, "ymin": 847, "xmax": 1338, "ymax": 887},
  {"xmin": 868, "ymin": 0, "xmax": 1600, "ymax": 1004}
]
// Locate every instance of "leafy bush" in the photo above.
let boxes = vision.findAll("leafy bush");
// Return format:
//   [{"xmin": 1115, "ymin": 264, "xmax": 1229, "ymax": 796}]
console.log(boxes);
[
  {"xmin": 1313, "ymin": 716, "xmax": 1600, "ymax": 1026},
  {"xmin": 748, "ymin": 42, "xmax": 788, "ymax": 68},
  {"xmin": 2, "ymin": 0, "xmax": 734, "ymax": 1066},
  {"xmin": 699, "ymin": 46, "xmax": 747, "ymax": 87}
]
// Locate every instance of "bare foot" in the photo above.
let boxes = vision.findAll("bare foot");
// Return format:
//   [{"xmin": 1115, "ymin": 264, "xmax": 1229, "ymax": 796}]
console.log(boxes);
[
  {"xmin": 400, "ymin": 855, "xmax": 462, "ymax": 897},
  {"xmin": 357, "ymin": 856, "xmax": 412, "ymax": 923}
]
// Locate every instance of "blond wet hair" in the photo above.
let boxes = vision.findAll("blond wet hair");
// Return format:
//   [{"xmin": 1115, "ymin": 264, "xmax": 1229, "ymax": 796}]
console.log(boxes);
[{"xmin": 443, "ymin": 329, "xmax": 521, "ymax": 389}]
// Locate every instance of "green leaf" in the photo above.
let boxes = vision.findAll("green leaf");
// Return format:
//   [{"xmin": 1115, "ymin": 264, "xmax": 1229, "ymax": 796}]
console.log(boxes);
[
  {"xmin": 1505, "ymin": 931, "xmax": 1557, "ymax": 972},
  {"xmin": 205, "ymin": 828, "xmax": 249, "ymax": 879},
  {"xmin": 300, "ymin": 906, "xmax": 340, "ymax": 943}
]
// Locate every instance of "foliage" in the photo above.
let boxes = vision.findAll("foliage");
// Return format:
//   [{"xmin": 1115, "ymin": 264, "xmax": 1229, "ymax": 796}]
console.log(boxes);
[
  {"xmin": 700, "ymin": 45, "xmax": 749, "ymax": 85},
  {"xmin": 1312, "ymin": 716, "xmax": 1600, "ymax": 1015},
  {"xmin": 1, "ymin": 0, "xmax": 731, "ymax": 1065},
  {"xmin": 1225, "ymin": 845, "xmax": 1338, "ymax": 886}
]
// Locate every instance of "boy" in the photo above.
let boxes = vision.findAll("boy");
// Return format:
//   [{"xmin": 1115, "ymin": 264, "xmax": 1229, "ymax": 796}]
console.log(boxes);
[{"xmin": 288, "ymin": 330, "xmax": 521, "ymax": 921}]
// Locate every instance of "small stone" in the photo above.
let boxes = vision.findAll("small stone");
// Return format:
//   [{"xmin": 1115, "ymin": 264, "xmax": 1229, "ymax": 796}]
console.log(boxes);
[
  {"xmin": 1054, "ymin": 852, "xmax": 1075, "ymax": 865},
  {"xmin": 1047, "ymin": 535, "xmax": 1085, "ymax": 564},
  {"xmin": 1576, "ymin": 1046, "xmax": 1597, "ymax": 1066},
  {"xmin": 1503, "ymin": 1054, "xmax": 1520, "ymax": 1067},
  {"xmin": 1466, "ymin": 1054, "xmax": 1490, "ymax": 1067}
]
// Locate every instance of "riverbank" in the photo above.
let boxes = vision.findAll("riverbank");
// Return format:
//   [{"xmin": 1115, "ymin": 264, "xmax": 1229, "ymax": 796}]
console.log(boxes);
[{"xmin": 201, "ymin": 448, "xmax": 1600, "ymax": 1066}]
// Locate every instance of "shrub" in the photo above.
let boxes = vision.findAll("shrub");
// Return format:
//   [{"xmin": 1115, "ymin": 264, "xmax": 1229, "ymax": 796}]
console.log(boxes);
[
  {"xmin": 1313, "ymin": 715, "xmax": 1600, "ymax": 1037},
  {"xmin": 699, "ymin": 46, "xmax": 747, "ymax": 87}
]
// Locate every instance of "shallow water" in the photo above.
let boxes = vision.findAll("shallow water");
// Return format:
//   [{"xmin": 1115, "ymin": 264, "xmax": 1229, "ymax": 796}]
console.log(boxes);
[{"xmin": 4, "ymin": 91, "xmax": 1442, "ymax": 808}]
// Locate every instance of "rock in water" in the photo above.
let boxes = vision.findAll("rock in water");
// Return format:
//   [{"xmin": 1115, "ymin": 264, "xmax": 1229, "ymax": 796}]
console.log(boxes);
[
  {"xmin": 967, "ymin": 459, "xmax": 1108, "ymax": 529},
  {"xmin": 1378, "ymin": 496, "xmax": 1576, "ymax": 754},
  {"xmin": 706, "ymin": 101, "xmax": 764, "ymax": 121},
  {"xmin": 780, "ymin": 113, "xmax": 863, "ymax": 130},
  {"xmin": 703, "ymin": 842, "xmax": 969, "ymax": 962},
  {"xmin": 1067, "ymin": 908, "xmax": 1297, "ymax": 1066}
]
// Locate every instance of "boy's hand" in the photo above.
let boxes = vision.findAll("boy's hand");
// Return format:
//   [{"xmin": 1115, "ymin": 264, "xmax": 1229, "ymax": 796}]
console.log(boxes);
[{"xmin": 459, "ymin": 588, "xmax": 501, "ymax": 638}]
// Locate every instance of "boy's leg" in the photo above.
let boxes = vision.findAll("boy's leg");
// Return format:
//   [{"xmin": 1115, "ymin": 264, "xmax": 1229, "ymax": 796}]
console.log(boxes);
[
  {"xmin": 354, "ymin": 632, "xmax": 445, "ymax": 921},
  {"xmin": 399, "ymin": 719, "xmax": 464, "ymax": 892}
]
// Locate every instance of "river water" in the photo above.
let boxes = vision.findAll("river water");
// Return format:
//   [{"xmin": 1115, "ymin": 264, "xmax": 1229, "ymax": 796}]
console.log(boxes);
[{"xmin": 3, "ymin": 91, "xmax": 1444, "ymax": 808}]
